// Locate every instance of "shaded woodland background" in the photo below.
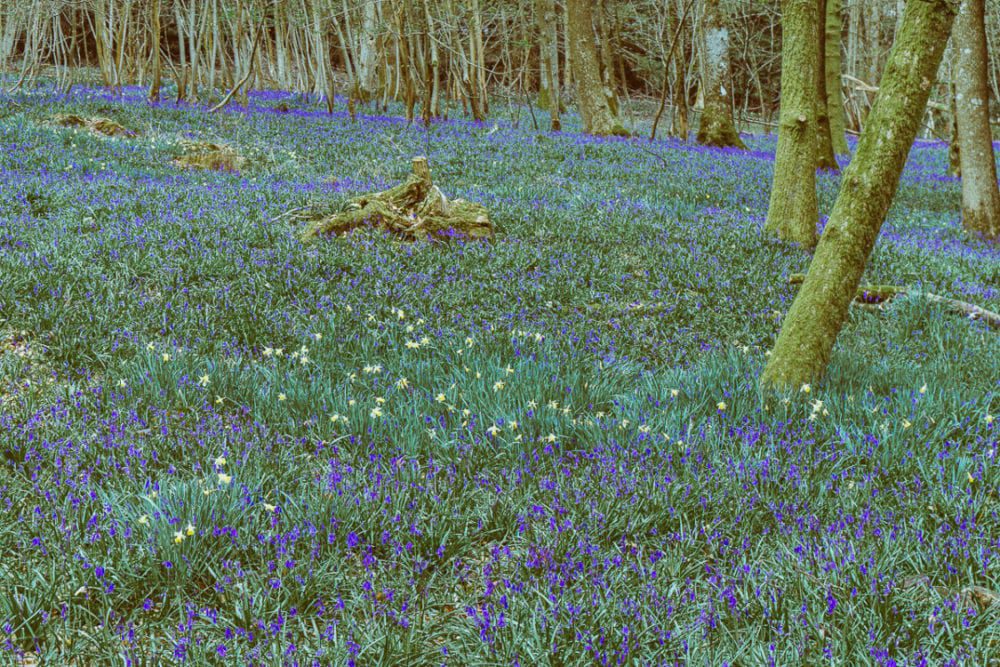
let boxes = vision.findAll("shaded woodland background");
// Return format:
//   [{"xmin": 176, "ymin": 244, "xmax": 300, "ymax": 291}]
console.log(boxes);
[{"xmin": 3, "ymin": 0, "xmax": 1000, "ymax": 138}]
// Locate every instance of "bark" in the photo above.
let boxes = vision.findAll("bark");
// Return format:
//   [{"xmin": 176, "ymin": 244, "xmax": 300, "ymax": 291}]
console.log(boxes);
[
  {"xmin": 949, "ymin": 78, "xmax": 962, "ymax": 177},
  {"xmin": 953, "ymin": 0, "xmax": 1000, "ymax": 240},
  {"xmin": 536, "ymin": 0, "xmax": 562, "ymax": 130},
  {"xmin": 357, "ymin": 0, "xmax": 380, "ymax": 101},
  {"xmin": 761, "ymin": 0, "xmax": 958, "ymax": 390},
  {"xmin": 696, "ymin": 0, "xmax": 745, "ymax": 149},
  {"xmin": 815, "ymin": 0, "xmax": 840, "ymax": 170},
  {"xmin": 765, "ymin": 0, "xmax": 819, "ymax": 249},
  {"xmin": 566, "ymin": 0, "xmax": 628, "ymax": 136},
  {"xmin": 148, "ymin": 0, "xmax": 162, "ymax": 102},
  {"xmin": 825, "ymin": 0, "xmax": 850, "ymax": 153}
]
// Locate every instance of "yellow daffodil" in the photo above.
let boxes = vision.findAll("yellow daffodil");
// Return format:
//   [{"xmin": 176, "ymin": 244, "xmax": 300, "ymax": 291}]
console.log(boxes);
[
  {"xmin": 138, "ymin": 515, "xmax": 149, "ymax": 525},
  {"xmin": 493, "ymin": 381, "xmax": 505, "ymax": 392},
  {"xmin": 174, "ymin": 531, "xmax": 185, "ymax": 544},
  {"xmin": 119, "ymin": 378, "xmax": 127, "ymax": 388},
  {"xmin": 214, "ymin": 455, "xmax": 227, "ymax": 466},
  {"xmin": 162, "ymin": 353, "xmax": 171, "ymax": 362},
  {"xmin": 264, "ymin": 503, "xmax": 277, "ymax": 513},
  {"xmin": 218, "ymin": 473, "xmax": 232, "ymax": 485},
  {"xmin": 717, "ymin": 401, "xmax": 727, "ymax": 411},
  {"xmin": 800, "ymin": 384, "xmax": 810, "ymax": 393},
  {"xmin": 185, "ymin": 523, "xmax": 195, "ymax": 536},
  {"xmin": 919, "ymin": 384, "xmax": 927, "ymax": 394},
  {"xmin": 264, "ymin": 347, "xmax": 274, "ymax": 357},
  {"xmin": 278, "ymin": 393, "xmax": 287, "ymax": 402},
  {"xmin": 436, "ymin": 393, "xmax": 447, "ymax": 403},
  {"xmin": 370, "ymin": 407, "xmax": 383, "ymax": 418},
  {"xmin": 198, "ymin": 374, "xmax": 210, "ymax": 387}
]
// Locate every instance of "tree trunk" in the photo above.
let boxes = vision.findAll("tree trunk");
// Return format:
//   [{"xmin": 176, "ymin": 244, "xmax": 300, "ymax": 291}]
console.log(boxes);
[
  {"xmin": 696, "ymin": 0, "xmax": 745, "ymax": 149},
  {"xmin": 815, "ymin": 0, "xmax": 839, "ymax": 170},
  {"xmin": 765, "ymin": 0, "xmax": 819, "ymax": 249},
  {"xmin": 148, "ymin": 0, "xmax": 162, "ymax": 102},
  {"xmin": 949, "ymin": 77, "xmax": 962, "ymax": 177},
  {"xmin": 825, "ymin": 0, "xmax": 850, "ymax": 153},
  {"xmin": 760, "ymin": 0, "xmax": 958, "ymax": 390},
  {"xmin": 536, "ymin": 0, "xmax": 562, "ymax": 130},
  {"xmin": 357, "ymin": 0, "xmax": 380, "ymax": 101},
  {"xmin": 566, "ymin": 0, "xmax": 628, "ymax": 136},
  {"xmin": 953, "ymin": 0, "xmax": 1000, "ymax": 240}
]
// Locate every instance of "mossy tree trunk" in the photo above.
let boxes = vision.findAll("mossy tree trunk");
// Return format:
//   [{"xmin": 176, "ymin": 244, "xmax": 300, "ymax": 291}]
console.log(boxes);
[
  {"xmin": 815, "ymin": 0, "xmax": 840, "ymax": 170},
  {"xmin": 696, "ymin": 0, "xmax": 745, "ymax": 149},
  {"xmin": 764, "ymin": 0, "xmax": 819, "ymax": 249},
  {"xmin": 566, "ymin": 0, "xmax": 628, "ymax": 136},
  {"xmin": 761, "ymin": 0, "xmax": 958, "ymax": 390},
  {"xmin": 825, "ymin": 0, "xmax": 850, "ymax": 154},
  {"xmin": 954, "ymin": 0, "xmax": 1000, "ymax": 240}
]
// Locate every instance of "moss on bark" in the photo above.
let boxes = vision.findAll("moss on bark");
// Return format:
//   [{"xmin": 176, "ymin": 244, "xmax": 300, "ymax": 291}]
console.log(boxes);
[
  {"xmin": 954, "ymin": 0, "xmax": 1000, "ymax": 240},
  {"xmin": 695, "ymin": 0, "xmax": 745, "ymax": 150},
  {"xmin": 764, "ymin": 0, "xmax": 819, "ymax": 250},
  {"xmin": 815, "ymin": 0, "xmax": 840, "ymax": 171},
  {"xmin": 567, "ymin": 0, "xmax": 629, "ymax": 137},
  {"xmin": 825, "ymin": 0, "xmax": 850, "ymax": 155},
  {"xmin": 761, "ymin": 0, "xmax": 958, "ymax": 390}
]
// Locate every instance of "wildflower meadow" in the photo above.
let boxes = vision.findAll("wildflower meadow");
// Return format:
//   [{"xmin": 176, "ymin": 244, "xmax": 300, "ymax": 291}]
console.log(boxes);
[{"xmin": 0, "ymin": 84, "xmax": 997, "ymax": 665}]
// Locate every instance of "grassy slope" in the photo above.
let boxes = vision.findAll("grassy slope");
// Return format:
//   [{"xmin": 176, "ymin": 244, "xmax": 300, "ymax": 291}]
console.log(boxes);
[{"xmin": 0, "ymin": 85, "xmax": 997, "ymax": 665}]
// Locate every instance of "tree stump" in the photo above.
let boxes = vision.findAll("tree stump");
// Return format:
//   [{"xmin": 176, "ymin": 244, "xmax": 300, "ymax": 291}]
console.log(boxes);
[{"xmin": 299, "ymin": 157, "xmax": 493, "ymax": 243}]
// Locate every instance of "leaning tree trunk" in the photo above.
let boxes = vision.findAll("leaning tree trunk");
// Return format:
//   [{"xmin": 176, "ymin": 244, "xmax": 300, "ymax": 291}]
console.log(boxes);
[
  {"xmin": 566, "ymin": 0, "xmax": 628, "ymax": 136},
  {"xmin": 696, "ymin": 0, "xmax": 745, "ymax": 149},
  {"xmin": 815, "ymin": 0, "xmax": 839, "ymax": 170},
  {"xmin": 765, "ymin": 0, "xmax": 820, "ymax": 249},
  {"xmin": 825, "ymin": 0, "xmax": 850, "ymax": 153},
  {"xmin": 954, "ymin": 0, "xmax": 1000, "ymax": 240},
  {"xmin": 761, "ymin": 0, "xmax": 958, "ymax": 390}
]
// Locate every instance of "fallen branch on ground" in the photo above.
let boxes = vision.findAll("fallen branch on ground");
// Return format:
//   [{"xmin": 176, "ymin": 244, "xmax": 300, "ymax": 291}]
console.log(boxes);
[{"xmin": 788, "ymin": 273, "xmax": 1000, "ymax": 329}]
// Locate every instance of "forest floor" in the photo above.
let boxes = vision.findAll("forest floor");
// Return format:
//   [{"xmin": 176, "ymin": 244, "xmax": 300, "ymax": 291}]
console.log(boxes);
[{"xmin": 0, "ymin": 84, "xmax": 998, "ymax": 665}]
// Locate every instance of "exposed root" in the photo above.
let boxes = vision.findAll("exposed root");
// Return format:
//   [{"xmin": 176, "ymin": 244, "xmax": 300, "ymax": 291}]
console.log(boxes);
[
  {"xmin": 172, "ymin": 139, "xmax": 246, "ymax": 173},
  {"xmin": 298, "ymin": 157, "xmax": 493, "ymax": 243}
]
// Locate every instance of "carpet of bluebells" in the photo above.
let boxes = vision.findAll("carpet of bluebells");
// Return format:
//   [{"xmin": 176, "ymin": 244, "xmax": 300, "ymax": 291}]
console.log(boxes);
[{"xmin": 0, "ymin": 83, "xmax": 998, "ymax": 666}]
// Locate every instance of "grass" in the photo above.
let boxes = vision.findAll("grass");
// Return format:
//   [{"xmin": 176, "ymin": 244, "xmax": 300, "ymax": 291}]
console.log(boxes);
[{"xmin": 0, "ymin": 82, "xmax": 997, "ymax": 666}]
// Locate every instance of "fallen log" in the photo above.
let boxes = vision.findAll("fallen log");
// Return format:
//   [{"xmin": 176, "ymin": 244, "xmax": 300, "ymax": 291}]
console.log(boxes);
[{"xmin": 788, "ymin": 273, "xmax": 1000, "ymax": 329}]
